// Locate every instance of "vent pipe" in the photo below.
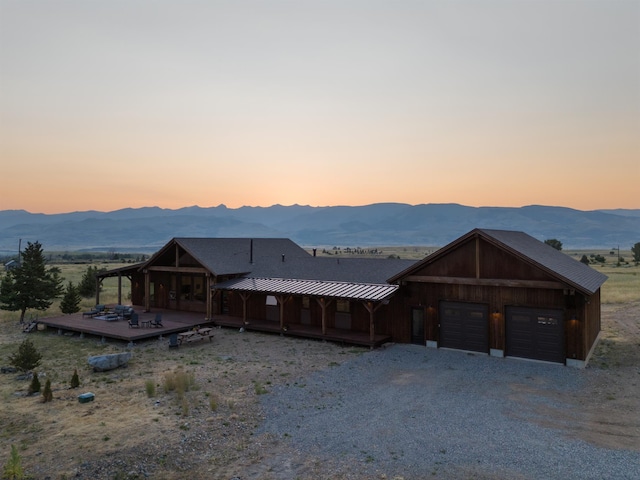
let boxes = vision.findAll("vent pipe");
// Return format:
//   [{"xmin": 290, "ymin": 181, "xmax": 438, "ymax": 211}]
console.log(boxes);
[
  {"xmin": 282, "ymin": 254, "xmax": 285, "ymax": 262},
  {"xmin": 313, "ymin": 248, "xmax": 317, "ymax": 257}
]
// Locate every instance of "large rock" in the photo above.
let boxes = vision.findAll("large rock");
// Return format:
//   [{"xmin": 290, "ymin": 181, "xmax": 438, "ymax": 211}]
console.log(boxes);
[{"xmin": 87, "ymin": 352, "xmax": 132, "ymax": 372}]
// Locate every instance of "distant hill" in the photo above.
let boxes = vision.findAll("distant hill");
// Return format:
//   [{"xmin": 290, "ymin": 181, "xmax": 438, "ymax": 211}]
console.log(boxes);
[{"xmin": 0, "ymin": 203, "xmax": 638, "ymax": 255}]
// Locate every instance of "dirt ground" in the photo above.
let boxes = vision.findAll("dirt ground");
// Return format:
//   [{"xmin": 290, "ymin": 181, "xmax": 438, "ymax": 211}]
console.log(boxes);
[{"xmin": 1, "ymin": 301, "xmax": 638, "ymax": 479}]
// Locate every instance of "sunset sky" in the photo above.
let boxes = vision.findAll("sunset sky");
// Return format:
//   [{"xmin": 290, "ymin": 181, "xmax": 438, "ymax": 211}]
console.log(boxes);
[{"xmin": 1, "ymin": 0, "xmax": 638, "ymax": 214}]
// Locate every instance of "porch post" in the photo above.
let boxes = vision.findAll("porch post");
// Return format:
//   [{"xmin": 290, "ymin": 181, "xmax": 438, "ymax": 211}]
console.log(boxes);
[
  {"xmin": 315, "ymin": 297, "xmax": 334, "ymax": 336},
  {"xmin": 365, "ymin": 301, "xmax": 375, "ymax": 343},
  {"xmin": 144, "ymin": 269, "xmax": 150, "ymax": 312},
  {"xmin": 239, "ymin": 292, "xmax": 251, "ymax": 324},
  {"xmin": 95, "ymin": 277, "xmax": 101, "ymax": 306},
  {"xmin": 275, "ymin": 295, "xmax": 291, "ymax": 331},
  {"xmin": 117, "ymin": 273, "xmax": 122, "ymax": 305}
]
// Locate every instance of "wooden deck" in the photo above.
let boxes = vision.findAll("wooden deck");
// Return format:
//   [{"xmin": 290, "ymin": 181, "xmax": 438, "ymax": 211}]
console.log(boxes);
[
  {"xmin": 35, "ymin": 307, "xmax": 391, "ymax": 348},
  {"xmin": 37, "ymin": 308, "xmax": 212, "ymax": 343}
]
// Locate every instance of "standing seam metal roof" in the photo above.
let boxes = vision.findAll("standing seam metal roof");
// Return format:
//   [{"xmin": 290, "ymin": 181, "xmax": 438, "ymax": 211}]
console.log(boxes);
[{"xmin": 213, "ymin": 277, "xmax": 399, "ymax": 302}]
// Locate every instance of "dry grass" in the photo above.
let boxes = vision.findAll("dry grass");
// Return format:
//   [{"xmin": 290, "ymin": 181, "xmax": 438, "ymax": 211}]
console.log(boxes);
[{"xmin": 0, "ymin": 321, "xmax": 366, "ymax": 478}]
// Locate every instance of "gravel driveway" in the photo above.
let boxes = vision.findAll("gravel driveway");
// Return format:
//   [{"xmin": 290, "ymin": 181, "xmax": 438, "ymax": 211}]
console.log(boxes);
[{"xmin": 255, "ymin": 344, "xmax": 639, "ymax": 479}]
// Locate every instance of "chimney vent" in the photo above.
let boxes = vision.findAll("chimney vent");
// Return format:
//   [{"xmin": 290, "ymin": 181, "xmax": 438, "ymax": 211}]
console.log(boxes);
[
  {"xmin": 282, "ymin": 254, "xmax": 285, "ymax": 262},
  {"xmin": 313, "ymin": 248, "xmax": 317, "ymax": 257}
]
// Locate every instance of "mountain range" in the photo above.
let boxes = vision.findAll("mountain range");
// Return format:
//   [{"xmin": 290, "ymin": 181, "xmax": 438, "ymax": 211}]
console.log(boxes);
[{"xmin": 0, "ymin": 203, "xmax": 638, "ymax": 255}]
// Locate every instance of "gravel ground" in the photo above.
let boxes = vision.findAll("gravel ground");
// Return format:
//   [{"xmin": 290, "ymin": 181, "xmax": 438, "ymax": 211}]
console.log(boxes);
[{"xmin": 255, "ymin": 345, "xmax": 640, "ymax": 480}]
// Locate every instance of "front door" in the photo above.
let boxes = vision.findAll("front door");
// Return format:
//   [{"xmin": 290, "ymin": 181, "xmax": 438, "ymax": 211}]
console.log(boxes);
[{"xmin": 411, "ymin": 307, "xmax": 425, "ymax": 345}]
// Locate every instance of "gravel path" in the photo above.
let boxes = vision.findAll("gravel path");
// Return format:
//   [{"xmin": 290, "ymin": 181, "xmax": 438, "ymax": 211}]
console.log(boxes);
[{"xmin": 256, "ymin": 345, "xmax": 640, "ymax": 479}]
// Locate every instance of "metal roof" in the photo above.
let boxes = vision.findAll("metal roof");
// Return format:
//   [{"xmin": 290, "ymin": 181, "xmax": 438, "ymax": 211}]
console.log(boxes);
[{"xmin": 213, "ymin": 277, "xmax": 399, "ymax": 302}]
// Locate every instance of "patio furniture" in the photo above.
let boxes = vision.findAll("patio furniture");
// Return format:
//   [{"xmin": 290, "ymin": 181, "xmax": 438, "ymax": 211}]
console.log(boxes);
[
  {"xmin": 151, "ymin": 314, "xmax": 163, "ymax": 328},
  {"xmin": 114, "ymin": 305, "xmax": 134, "ymax": 320},
  {"xmin": 177, "ymin": 327, "xmax": 214, "ymax": 345},
  {"xmin": 168, "ymin": 333, "xmax": 179, "ymax": 349},
  {"xmin": 82, "ymin": 304, "xmax": 106, "ymax": 318},
  {"xmin": 128, "ymin": 313, "xmax": 140, "ymax": 328}
]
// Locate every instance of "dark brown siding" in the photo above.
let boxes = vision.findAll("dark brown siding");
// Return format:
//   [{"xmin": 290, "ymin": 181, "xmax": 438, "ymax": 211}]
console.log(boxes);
[
  {"xmin": 388, "ymin": 282, "xmax": 568, "ymax": 353},
  {"xmin": 478, "ymin": 239, "xmax": 556, "ymax": 281}
]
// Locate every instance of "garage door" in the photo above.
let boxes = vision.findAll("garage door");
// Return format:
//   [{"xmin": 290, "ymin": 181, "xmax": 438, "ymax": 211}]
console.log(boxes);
[
  {"xmin": 506, "ymin": 307, "xmax": 564, "ymax": 364},
  {"xmin": 439, "ymin": 302, "xmax": 489, "ymax": 353}
]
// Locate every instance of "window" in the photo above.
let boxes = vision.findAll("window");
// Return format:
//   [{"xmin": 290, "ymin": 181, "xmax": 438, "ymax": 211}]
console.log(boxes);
[
  {"xmin": 336, "ymin": 299, "xmax": 350, "ymax": 313},
  {"xmin": 266, "ymin": 295, "xmax": 278, "ymax": 306},
  {"xmin": 194, "ymin": 280, "xmax": 204, "ymax": 301},
  {"xmin": 180, "ymin": 276, "xmax": 192, "ymax": 300}
]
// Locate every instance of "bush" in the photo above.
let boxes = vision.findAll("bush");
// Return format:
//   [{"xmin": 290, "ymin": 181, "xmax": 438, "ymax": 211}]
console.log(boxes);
[
  {"xmin": 163, "ymin": 370, "xmax": 195, "ymax": 396},
  {"xmin": 42, "ymin": 379, "xmax": 53, "ymax": 403},
  {"xmin": 8, "ymin": 339, "xmax": 42, "ymax": 373},
  {"xmin": 28, "ymin": 372, "xmax": 41, "ymax": 395},
  {"xmin": 145, "ymin": 379, "xmax": 156, "ymax": 398}
]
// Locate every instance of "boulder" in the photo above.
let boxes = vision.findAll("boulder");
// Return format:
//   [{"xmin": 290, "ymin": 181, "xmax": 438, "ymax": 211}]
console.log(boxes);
[{"xmin": 88, "ymin": 352, "xmax": 132, "ymax": 372}]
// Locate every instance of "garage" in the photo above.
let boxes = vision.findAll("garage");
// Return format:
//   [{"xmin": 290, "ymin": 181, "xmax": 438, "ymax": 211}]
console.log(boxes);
[
  {"xmin": 506, "ymin": 307, "xmax": 564, "ymax": 363},
  {"xmin": 439, "ymin": 302, "xmax": 488, "ymax": 353},
  {"xmin": 389, "ymin": 228, "xmax": 608, "ymax": 366}
]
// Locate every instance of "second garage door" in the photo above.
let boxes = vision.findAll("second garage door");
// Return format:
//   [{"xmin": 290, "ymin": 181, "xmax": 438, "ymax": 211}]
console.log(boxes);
[
  {"xmin": 439, "ymin": 302, "xmax": 489, "ymax": 353},
  {"xmin": 506, "ymin": 307, "xmax": 564, "ymax": 364}
]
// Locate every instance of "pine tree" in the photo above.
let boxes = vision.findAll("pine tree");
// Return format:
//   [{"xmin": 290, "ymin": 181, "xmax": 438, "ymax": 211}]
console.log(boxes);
[
  {"xmin": 2, "ymin": 444, "xmax": 24, "ymax": 480},
  {"xmin": 78, "ymin": 265, "xmax": 99, "ymax": 298},
  {"xmin": 28, "ymin": 372, "xmax": 41, "ymax": 395},
  {"xmin": 60, "ymin": 282, "xmax": 81, "ymax": 314},
  {"xmin": 632, "ymin": 242, "xmax": 640, "ymax": 265},
  {"xmin": 0, "ymin": 241, "xmax": 63, "ymax": 323},
  {"xmin": 42, "ymin": 379, "xmax": 53, "ymax": 403},
  {"xmin": 8, "ymin": 339, "xmax": 42, "ymax": 373},
  {"xmin": 70, "ymin": 369, "xmax": 80, "ymax": 389}
]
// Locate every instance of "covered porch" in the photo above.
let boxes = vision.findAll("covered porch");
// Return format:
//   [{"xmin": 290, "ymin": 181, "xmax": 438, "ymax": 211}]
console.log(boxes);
[
  {"xmin": 212, "ymin": 314, "xmax": 391, "ymax": 348},
  {"xmin": 213, "ymin": 277, "xmax": 398, "ymax": 349}
]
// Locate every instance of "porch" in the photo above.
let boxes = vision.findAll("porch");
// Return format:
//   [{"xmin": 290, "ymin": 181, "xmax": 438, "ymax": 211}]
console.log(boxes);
[{"xmin": 212, "ymin": 314, "xmax": 392, "ymax": 348}]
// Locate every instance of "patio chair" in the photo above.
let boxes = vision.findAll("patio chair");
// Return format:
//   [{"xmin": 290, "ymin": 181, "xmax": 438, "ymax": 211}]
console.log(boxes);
[
  {"xmin": 128, "ymin": 313, "xmax": 140, "ymax": 328},
  {"xmin": 151, "ymin": 313, "xmax": 163, "ymax": 328},
  {"xmin": 82, "ymin": 304, "xmax": 105, "ymax": 318},
  {"xmin": 168, "ymin": 333, "xmax": 179, "ymax": 349}
]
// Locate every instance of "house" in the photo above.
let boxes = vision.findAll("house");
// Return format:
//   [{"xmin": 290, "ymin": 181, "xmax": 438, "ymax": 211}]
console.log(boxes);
[
  {"xmin": 100, "ymin": 238, "xmax": 416, "ymax": 347},
  {"xmin": 99, "ymin": 229, "xmax": 607, "ymax": 366},
  {"xmin": 386, "ymin": 228, "xmax": 608, "ymax": 367}
]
